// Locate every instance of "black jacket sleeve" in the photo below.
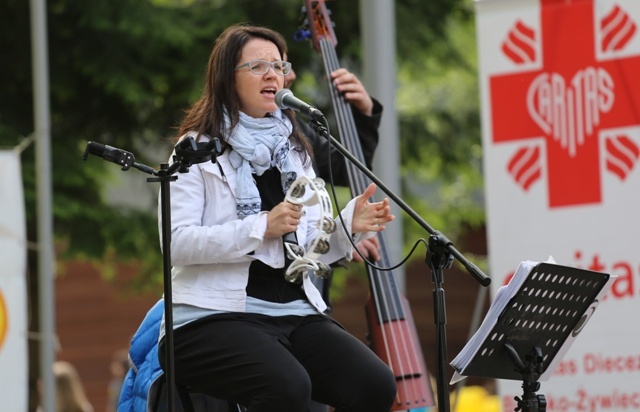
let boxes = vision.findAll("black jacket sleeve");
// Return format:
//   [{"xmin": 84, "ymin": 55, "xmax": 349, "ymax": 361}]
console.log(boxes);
[{"xmin": 302, "ymin": 98, "xmax": 383, "ymax": 188}]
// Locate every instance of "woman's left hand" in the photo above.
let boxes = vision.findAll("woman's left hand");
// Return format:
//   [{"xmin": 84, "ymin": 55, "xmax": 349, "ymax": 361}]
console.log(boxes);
[{"xmin": 351, "ymin": 183, "xmax": 394, "ymax": 234}]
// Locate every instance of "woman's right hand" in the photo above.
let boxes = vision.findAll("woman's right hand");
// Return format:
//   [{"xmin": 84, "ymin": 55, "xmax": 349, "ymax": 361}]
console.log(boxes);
[{"xmin": 264, "ymin": 201, "xmax": 303, "ymax": 238}]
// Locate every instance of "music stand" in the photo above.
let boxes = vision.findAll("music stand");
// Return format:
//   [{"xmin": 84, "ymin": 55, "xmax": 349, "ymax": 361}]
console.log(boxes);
[{"xmin": 451, "ymin": 262, "xmax": 612, "ymax": 412}]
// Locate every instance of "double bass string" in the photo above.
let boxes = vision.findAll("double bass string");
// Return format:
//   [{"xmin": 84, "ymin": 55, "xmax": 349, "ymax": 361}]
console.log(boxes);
[{"xmin": 318, "ymin": 37, "xmax": 426, "ymax": 405}]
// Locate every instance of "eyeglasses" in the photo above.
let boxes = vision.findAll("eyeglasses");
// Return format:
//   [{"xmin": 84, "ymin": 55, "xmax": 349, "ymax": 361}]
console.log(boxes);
[{"xmin": 235, "ymin": 60, "xmax": 292, "ymax": 76}]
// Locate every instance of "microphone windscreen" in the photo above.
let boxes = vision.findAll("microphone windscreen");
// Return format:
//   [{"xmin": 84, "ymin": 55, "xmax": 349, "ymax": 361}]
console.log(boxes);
[
  {"xmin": 275, "ymin": 88, "xmax": 293, "ymax": 110},
  {"xmin": 86, "ymin": 141, "xmax": 106, "ymax": 157}
]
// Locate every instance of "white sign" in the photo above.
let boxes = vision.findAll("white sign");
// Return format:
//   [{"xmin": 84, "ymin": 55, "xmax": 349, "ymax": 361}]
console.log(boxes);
[
  {"xmin": 475, "ymin": 0, "xmax": 640, "ymax": 410},
  {"xmin": 0, "ymin": 150, "xmax": 28, "ymax": 411}
]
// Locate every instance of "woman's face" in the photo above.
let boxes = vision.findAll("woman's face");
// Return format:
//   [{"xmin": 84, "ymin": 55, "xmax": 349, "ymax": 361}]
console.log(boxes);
[{"xmin": 235, "ymin": 38, "xmax": 284, "ymax": 118}]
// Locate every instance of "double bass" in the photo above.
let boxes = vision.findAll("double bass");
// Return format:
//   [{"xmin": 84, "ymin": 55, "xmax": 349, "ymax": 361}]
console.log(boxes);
[{"xmin": 298, "ymin": 2, "xmax": 436, "ymax": 410}]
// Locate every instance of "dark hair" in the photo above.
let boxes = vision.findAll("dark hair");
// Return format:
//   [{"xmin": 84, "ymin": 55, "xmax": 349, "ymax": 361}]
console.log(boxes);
[{"xmin": 176, "ymin": 23, "xmax": 312, "ymax": 160}]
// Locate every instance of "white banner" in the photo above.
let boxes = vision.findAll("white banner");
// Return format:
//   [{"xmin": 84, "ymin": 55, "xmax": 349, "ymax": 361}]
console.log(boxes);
[
  {"xmin": 0, "ymin": 150, "xmax": 28, "ymax": 411},
  {"xmin": 475, "ymin": 0, "xmax": 640, "ymax": 410}
]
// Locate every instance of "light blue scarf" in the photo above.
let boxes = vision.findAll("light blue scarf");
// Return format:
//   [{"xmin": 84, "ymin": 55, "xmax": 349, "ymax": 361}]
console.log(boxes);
[{"xmin": 226, "ymin": 110, "xmax": 297, "ymax": 217}]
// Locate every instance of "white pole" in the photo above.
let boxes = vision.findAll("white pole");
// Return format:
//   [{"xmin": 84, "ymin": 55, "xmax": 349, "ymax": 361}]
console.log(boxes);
[
  {"xmin": 29, "ymin": 0, "xmax": 56, "ymax": 410},
  {"xmin": 359, "ymin": 0, "xmax": 405, "ymax": 291}
]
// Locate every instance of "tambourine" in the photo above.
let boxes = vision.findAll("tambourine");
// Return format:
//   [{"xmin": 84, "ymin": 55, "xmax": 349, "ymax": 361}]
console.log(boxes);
[{"xmin": 283, "ymin": 176, "xmax": 337, "ymax": 283}]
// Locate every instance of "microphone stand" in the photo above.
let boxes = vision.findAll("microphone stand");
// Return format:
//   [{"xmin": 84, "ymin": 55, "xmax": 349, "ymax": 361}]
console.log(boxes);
[
  {"xmin": 83, "ymin": 137, "xmax": 220, "ymax": 412},
  {"xmin": 311, "ymin": 119, "xmax": 491, "ymax": 412}
]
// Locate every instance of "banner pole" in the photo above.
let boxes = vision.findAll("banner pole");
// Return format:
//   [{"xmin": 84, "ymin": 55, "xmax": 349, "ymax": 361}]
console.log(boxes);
[{"xmin": 30, "ymin": 0, "xmax": 56, "ymax": 410}]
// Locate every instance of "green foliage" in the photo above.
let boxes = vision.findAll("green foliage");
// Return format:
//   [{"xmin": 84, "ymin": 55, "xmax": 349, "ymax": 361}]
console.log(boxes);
[
  {"xmin": 3, "ymin": 2, "xmax": 485, "ymax": 409},
  {"xmin": 1, "ymin": 0, "xmax": 230, "ymax": 285},
  {"xmin": 0, "ymin": 0, "xmax": 483, "ymax": 291},
  {"xmin": 397, "ymin": 3, "xmax": 485, "ymax": 252},
  {"xmin": 396, "ymin": 0, "xmax": 474, "ymax": 57}
]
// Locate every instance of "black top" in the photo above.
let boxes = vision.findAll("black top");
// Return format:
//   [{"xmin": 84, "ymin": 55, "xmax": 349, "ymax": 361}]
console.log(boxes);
[{"xmin": 246, "ymin": 167, "xmax": 305, "ymax": 303}]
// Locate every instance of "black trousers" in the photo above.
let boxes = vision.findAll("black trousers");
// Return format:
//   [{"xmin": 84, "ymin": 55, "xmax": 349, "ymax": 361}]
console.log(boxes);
[{"xmin": 159, "ymin": 312, "xmax": 396, "ymax": 412}]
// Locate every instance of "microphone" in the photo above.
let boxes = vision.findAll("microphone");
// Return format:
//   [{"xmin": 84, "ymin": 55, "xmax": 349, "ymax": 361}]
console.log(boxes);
[
  {"xmin": 83, "ymin": 141, "xmax": 157, "ymax": 175},
  {"xmin": 275, "ymin": 89, "xmax": 324, "ymax": 120},
  {"xmin": 84, "ymin": 141, "xmax": 135, "ymax": 170}
]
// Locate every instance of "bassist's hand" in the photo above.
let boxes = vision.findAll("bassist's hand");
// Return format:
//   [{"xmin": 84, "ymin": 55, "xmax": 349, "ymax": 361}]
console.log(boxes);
[{"xmin": 331, "ymin": 68, "xmax": 374, "ymax": 117}]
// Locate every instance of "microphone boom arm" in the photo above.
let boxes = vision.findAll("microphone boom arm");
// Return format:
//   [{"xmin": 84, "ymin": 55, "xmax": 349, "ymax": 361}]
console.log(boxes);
[
  {"xmin": 311, "ymin": 121, "xmax": 490, "ymax": 287},
  {"xmin": 83, "ymin": 137, "xmax": 222, "ymax": 176}
]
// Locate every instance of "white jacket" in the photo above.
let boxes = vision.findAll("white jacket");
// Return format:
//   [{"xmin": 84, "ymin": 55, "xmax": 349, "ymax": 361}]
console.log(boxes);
[{"xmin": 159, "ymin": 141, "xmax": 361, "ymax": 313}]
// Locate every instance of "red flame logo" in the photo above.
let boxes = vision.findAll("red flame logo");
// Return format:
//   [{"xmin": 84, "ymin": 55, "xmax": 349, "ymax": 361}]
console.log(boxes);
[
  {"xmin": 601, "ymin": 5, "xmax": 637, "ymax": 52},
  {"xmin": 502, "ymin": 20, "xmax": 537, "ymax": 64},
  {"xmin": 605, "ymin": 134, "xmax": 639, "ymax": 180},
  {"xmin": 507, "ymin": 145, "xmax": 542, "ymax": 190}
]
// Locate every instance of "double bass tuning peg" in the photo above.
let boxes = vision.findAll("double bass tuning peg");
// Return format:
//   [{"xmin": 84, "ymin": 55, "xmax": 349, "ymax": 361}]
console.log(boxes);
[
  {"xmin": 296, "ymin": 6, "xmax": 308, "ymax": 26},
  {"xmin": 294, "ymin": 9, "xmax": 310, "ymax": 42},
  {"xmin": 293, "ymin": 28, "xmax": 310, "ymax": 42}
]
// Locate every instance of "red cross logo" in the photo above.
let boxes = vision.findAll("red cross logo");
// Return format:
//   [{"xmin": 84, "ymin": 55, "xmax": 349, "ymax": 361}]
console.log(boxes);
[{"xmin": 490, "ymin": 0, "xmax": 640, "ymax": 208}]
